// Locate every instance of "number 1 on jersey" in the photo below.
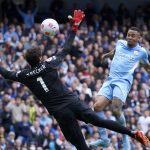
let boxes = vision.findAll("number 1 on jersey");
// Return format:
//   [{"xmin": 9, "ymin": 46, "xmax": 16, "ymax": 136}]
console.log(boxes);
[{"xmin": 37, "ymin": 77, "xmax": 49, "ymax": 92}]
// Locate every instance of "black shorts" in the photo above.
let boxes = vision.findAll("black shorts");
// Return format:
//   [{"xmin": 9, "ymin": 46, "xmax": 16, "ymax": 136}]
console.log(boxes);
[{"xmin": 52, "ymin": 98, "xmax": 93, "ymax": 124}]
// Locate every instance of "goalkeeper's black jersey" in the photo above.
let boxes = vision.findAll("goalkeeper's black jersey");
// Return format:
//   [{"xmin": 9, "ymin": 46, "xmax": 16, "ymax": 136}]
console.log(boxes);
[{"xmin": 0, "ymin": 31, "xmax": 77, "ymax": 112}]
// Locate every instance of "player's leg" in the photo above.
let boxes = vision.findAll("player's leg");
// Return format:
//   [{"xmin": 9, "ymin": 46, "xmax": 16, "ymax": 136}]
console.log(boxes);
[
  {"xmin": 90, "ymin": 95, "xmax": 111, "ymax": 148},
  {"xmin": 94, "ymin": 79, "xmax": 112, "ymax": 112},
  {"xmin": 72, "ymin": 101, "xmax": 133, "ymax": 136},
  {"xmin": 112, "ymin": 81, "xmax": 131, "ymax": 150},
  {"xmin": 94, "ymin": 95, "xmax": 110, "ymax": 112},
  {"xmin": 90, "ymin": 80, "xmax": 112, "ymax": 148},
  {"xmin": 111, "ymin": 97, "xmax": 131, "ymax": 149},
  {"xmin": 71, "ymin": 101, "xmax": 149, "ymax": 147},
  {"xmin": 53, "ymin": 108, "xmax": 90, "ymax": 150}
]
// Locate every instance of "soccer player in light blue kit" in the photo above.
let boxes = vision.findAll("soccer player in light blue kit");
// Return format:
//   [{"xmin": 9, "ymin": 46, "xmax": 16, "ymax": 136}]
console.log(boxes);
[{"xmin": 90, "ymin": 27, "xmax": 150, "ymax": 149}]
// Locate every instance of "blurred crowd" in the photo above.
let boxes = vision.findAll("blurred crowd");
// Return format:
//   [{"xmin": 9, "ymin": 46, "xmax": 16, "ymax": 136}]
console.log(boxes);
[{"xmin": 0, "ymin": 1, "xmax": 150, "ymax": 150}]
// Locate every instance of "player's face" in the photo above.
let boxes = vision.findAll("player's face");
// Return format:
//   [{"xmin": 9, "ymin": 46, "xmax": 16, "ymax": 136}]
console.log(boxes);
[{"xmin": 126, "ymin": 30, "xmax": 140, "ymax": 48}]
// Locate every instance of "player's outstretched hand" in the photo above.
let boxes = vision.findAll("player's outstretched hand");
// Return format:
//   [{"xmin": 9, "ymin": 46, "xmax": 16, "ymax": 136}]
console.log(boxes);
[{"xmin": 68, "ymin": 10, "xmax": 85, "ymax": 32}]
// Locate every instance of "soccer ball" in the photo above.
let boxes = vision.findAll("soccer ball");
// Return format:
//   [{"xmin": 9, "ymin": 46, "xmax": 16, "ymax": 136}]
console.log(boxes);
[{"xmin": 40, "ymin": 18, "xmax": 59, "ymax": 36}]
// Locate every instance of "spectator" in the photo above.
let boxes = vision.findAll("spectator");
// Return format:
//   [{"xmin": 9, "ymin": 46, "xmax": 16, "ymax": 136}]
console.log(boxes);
[
  {"xmin": 0, "ymin": 138, "xmax": 7, "ymax": 150},
  {"xmin": 48, "ymin": 133, "xmax": 61, "ymax": 150},
  {"xmin": 50, "ymin": 0, "xmax": 64, "ymax": 22},
  {"xmin": 6, "ymin": 131, "xmax": 15, "ymax": 149},
  {"xmin": 1, "ymin": 106, "xmax": 12, "ymax": 133},
  {"xmin": 27, "ymin": 96, "xmax": 39, "ymax": 123},
  {"xmin": 30, "ymin": 120, "xmax": 43, "ymax": 146},
  {"xmin": 4, "ymin": 25, "xmax": 19, "ymax": 42},
  {"xmin": 41, "ymin": 126, "xmax": 50, "ymax": 149},
  {"xmin": 138, "ymin": 110, "xmax": 150, "ymax": 133},
  {"xmin": 0, "ymin": 126, "xmax": 5, "ymax": 139},
  {"xmin": 14, "ymin": 138, "xmax": 22, "ymax": 150},
  {"xmin": 14, "ymin": 114, "xmax": 32, "ymax": 145},
  {"xmin": 16, "ymin": 3, "xmax": 38, "ymax": 29},
  {"xmin": 39, "ymin": 112, "xmax": 53, "ymax": 128},
  {"xmin": 6, "ymin": 96, "xmax": 27, "ymax": 123}
]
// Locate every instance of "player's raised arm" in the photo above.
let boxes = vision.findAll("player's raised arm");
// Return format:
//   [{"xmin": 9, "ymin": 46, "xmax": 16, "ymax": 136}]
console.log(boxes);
[
  {"xmin": 139, "ymin": 49, "xmax": 150, "ymax": 73},
  {"xmin": 101, "ymin": 49, "xmax": 115, "ymax": 62},
  {"xmin": 46, "ymin": 10, "xmax": 85, "ymax": 68},
  {"xmin": 140, "ymin": 60, "xmax": 150, "ymax": 74},
  {"xmin": 140, "ymin": 63, "xmax": 150, "ymax": 73}
]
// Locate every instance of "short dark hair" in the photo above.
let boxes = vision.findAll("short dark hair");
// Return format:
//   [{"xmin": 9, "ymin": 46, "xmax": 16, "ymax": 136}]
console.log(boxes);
[
  {"xmin": 25, "ymin": 47, "xmax": 42, "ymax": 67},
  {"xmin": 128, "ymin": 26, "xmax": 142, "ymax": 36}
]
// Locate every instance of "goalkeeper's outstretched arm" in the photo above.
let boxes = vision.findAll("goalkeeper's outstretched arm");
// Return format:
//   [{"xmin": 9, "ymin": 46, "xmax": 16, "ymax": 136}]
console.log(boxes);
[{"xmin": 46, "ymin": 10, "xmax": 85, "ymax": 68}]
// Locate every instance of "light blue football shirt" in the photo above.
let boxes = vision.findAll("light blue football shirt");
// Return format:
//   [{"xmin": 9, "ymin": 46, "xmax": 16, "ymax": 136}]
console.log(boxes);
[{"xmin": 109, "ymin": 40, "xmax": 149, "ymax": 84}]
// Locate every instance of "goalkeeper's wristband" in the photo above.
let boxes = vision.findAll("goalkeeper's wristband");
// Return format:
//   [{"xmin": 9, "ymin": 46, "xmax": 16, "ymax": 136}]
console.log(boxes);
[{"xmin": 72, "ymin": 26, "xmax": 78, "ymax": 32}]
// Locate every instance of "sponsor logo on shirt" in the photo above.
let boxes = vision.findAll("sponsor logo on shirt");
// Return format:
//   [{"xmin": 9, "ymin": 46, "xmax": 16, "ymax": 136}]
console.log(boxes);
[
  {"xmin": 134, "ymin": 51, "xmax": 139, "ymax": 56},
  {"xmin": 117, "ymin": 52, "xmax": 134, "ymax": 61}
]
